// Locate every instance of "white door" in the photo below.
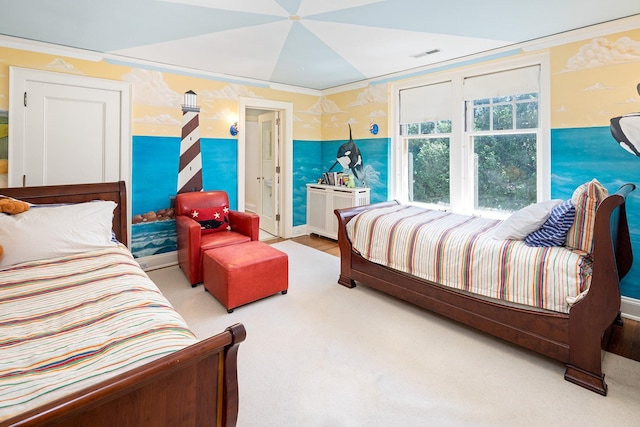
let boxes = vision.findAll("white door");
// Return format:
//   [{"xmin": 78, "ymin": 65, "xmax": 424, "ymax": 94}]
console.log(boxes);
[
  {"xmin": 258, "ymin": 111, "xmax": 279, "ymax": 236},
  {"xmin": 8, "ymin": 67, "xmax": 130, "ymax": 187},
  {"xmin": 239, "ymin": 97, "xmax": 293, "ymax": 239}
]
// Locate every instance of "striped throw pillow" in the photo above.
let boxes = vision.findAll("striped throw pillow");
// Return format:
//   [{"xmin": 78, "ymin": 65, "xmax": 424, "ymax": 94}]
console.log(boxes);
[
  {"xmin": 565, "ymin": 179, "xmax": 608, "ymax": 254},
  {"xmin": 525, "ymin": 200, "xmax": 576, "ymax": 247}
]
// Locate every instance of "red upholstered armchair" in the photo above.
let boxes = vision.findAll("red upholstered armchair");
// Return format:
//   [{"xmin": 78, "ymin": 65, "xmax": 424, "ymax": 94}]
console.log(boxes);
[{"xmin": 175, "ymin": 191, "xmax": 259, "ymax": 286}]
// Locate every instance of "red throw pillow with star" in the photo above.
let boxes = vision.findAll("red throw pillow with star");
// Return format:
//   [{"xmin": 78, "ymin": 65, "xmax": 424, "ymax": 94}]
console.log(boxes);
[{"xmin": 190, "ymin": 206, "xmax": 230, "ymax": 234}]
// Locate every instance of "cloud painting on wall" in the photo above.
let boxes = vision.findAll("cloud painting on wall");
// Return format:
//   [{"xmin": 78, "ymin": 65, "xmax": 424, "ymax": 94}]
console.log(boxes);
[
  {"xmin": 562, "ymin": 36, "xmax": 640, "ymax": 72},
  {"xmin": 123, "ymin": 69, "xmax": 181, "ymax": 107}
]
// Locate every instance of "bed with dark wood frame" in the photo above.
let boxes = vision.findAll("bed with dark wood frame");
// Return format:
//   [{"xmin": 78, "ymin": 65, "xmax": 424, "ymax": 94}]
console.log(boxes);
[
  {"xmin": 334, "ymin": 183, "xmax": 635, "ymax": 396},
  {"xmin": 1, "ymin": 181, "xmax": 245, "ymax": 427}
]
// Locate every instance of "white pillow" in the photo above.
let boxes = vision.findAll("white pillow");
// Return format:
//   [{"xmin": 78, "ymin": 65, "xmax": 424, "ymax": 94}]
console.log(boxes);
[
  {"xmin": 0, "ymin": 201, "xmax": 117, "ymax": 268},
  {"xmin": 492, "ymin": 199, "xmax": 563, "ymax": 240}
]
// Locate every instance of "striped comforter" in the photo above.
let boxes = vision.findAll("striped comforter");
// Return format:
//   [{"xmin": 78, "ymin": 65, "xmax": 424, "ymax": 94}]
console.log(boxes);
[
  {"xmin": 346, "ymin": 205, "xmax": 592, "ymax": 313},
  {"xmin": 0, "ymin": 245, "xmax": 197, "ymax": 422}
]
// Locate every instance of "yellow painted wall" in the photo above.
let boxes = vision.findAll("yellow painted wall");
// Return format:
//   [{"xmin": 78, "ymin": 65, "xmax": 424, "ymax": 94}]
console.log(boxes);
[
  {"xmin": 322, "ymin": 84, "xmax": 390, "ymax": 141},
  {"xmin": 0, "ymin": 46, "xmax": 322, "ymax": 141},
  {"xmin": 550, "ymin": 28, "xmax": 640, "ymax": 128}
]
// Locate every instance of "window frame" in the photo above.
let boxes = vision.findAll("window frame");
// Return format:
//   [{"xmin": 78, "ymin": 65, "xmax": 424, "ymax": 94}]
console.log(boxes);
[{"xmin": 390, "ymin": 52, "xmax": 550, "ymax": 218}]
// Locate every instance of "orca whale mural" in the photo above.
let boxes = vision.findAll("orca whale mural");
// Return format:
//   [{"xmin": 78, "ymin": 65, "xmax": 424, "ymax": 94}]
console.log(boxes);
[
  {"xmin": 328, "ymin": 124, "xmax": 364, "ymax": 179},
  {"xmin": 610, "ymin": 83, "xmax": 640, "ymax": 157}
]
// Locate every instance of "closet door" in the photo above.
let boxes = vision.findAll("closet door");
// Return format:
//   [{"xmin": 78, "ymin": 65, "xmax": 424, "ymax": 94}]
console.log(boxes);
[{"xmin": 8, "ymin": 67, "xmax": 130, "ymax": 187}]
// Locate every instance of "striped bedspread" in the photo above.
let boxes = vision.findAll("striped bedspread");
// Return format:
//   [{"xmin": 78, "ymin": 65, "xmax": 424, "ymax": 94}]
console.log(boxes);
[
  {"xmin": 0, "ymin": 245, "xmax": 197, "ymax": 422},
  {"xmin": 346, "ymin": 205, "xmax": 592, "ymax": 313}
]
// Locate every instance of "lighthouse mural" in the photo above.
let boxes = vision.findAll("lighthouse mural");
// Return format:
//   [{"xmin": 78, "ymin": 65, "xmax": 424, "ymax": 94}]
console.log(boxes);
[{"xmin": 177, "ymin": 90, "xmax": 203, "ymax": 193}]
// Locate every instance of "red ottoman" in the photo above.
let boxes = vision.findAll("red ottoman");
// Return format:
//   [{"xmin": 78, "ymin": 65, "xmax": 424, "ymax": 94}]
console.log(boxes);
[{"xmin": 203, "ymin": 241, "xmax": 288, "ymax": 313}]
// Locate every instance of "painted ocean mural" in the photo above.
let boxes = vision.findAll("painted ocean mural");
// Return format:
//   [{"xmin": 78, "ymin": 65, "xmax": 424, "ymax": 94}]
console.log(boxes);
[
  {"xmin": 132, "ymin": 136, "xmax": 180, "ymax": 217},
  {"xmin": 321, "ymin": 137, "xmax": 389, "ymax": 205},
  {"xmin": 131, "ymin": 135, "xmax": 238, "ymax": 258},
  {"xmin": 292, "ymin": 136, "xmax": 389, "ymax": 227},
  {"xmin": 131, "ymin": 220, "xmax": 178, "ymax": 258},
  {"xmin": 293, "ymin": 140, "xmax": 322, "ymax": 227},
  {"xmin": 551, "ymin": 126, "xmax": 640, "ymax": 299}
]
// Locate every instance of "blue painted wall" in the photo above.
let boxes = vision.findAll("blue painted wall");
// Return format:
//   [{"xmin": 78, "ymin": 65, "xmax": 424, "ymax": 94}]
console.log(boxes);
[
  {"xmin": 551, "ymin": 127, "xmax": 640, "ymax": 299},
  {"xmin": 131, "ymin": 130, "xmax": 639, "ymax": 301},
  {"xmin": 131, "ymin": 135, "xmax": 238, "ymax": 258},
  {"xmin": 131, "ymin": 135, "xmax": 389, "ymax": 253},
  {"xmin": 292, "ymin": 137, "xmax": 391, "ymax": 226},
  {"xmin": 320, "ymin": 137, "xmax": 390, "ymax": 204},
  {"xmin": 293, "ymin": 140, "xmax": 322, "ymax": 227}
]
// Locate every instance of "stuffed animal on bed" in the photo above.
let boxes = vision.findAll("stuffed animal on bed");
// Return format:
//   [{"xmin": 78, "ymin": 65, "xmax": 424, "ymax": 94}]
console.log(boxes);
[
  {"xmin": 0, "ymin": 197, "xmax": 30, "ymax": 214},
  {"xmin": 0, "ymin": 197, "xmax": 28, "ymax": 264}
]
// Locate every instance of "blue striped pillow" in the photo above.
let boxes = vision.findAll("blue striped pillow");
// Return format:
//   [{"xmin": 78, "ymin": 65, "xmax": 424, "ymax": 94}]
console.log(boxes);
[{"xmin": 524, "ymin": 200, "xmax": 576, "ymax": 247}]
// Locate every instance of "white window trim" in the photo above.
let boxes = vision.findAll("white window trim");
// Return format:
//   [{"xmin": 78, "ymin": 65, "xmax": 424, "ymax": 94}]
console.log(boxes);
[{"xmin": 390, "ymin": 52, "xmax": 550, "ymax": 217}]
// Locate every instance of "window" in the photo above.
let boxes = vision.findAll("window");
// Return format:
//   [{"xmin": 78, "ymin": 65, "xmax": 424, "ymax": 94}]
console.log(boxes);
[
  {"xmin": 399, "ymin": 81, "xmax": 452, "ymax": 206},
  {"xmin": 467, "ymin": 93, "xmax": 539, "ymax": 212},
  {"xmin": 406, "ymin": 126, "xmax": 451, "ymax": 206},
  {"xmin": 395, "ymin": 58, "xmax": 548, "ymax": 217}
]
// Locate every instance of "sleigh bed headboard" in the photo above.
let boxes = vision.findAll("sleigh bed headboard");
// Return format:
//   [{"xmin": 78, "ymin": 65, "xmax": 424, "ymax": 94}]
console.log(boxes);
[{"xmin": 2, "ymin": 181, "xmax": 128, "ymax": 245}]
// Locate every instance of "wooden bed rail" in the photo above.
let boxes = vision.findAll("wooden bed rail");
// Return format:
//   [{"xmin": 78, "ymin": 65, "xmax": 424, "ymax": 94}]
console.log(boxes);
[{"xmin": 2, "ymin": 323, "xmax": 247, "ymax": 427}]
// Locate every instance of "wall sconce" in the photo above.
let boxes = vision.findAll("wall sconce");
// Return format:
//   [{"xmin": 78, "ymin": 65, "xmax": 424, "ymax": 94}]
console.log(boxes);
[
  {"xmin": 230, "ymin": 122, "xmax": 239, "ymax": 136},
  {"xmin": 369, "ymin": 121, "xmax": 379, "ymax": 135}
]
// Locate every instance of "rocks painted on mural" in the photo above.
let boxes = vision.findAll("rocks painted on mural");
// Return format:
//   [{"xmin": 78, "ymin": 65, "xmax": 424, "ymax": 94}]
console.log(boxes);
[{"xmin": 132, "ymin": 208, "xmax": 175, "ymax": 224}]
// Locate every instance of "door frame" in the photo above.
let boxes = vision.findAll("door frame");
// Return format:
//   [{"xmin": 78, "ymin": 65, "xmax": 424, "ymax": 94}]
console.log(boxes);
[
  {"xmin": 238, "ymin": 97, "xmax": 293, "ymax": 238},
  {"xmin": 8, "ymin": 67, "xmax": 132, "ymax": 242},
  {"xmin": 257, "ymin": 110, "xmax": 279, "ymax": 236}
]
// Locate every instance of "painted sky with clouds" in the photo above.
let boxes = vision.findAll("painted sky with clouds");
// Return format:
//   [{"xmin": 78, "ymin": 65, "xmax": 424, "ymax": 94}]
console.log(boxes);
[{"xmin": 551, "ymin": 28, "xmax": 640, "ymax": 128}]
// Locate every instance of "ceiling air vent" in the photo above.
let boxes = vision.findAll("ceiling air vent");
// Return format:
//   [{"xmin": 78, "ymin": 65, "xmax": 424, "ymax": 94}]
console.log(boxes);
[{"xmin": 411, "ymin": 49, "xmax": 441, "ymax": 59}]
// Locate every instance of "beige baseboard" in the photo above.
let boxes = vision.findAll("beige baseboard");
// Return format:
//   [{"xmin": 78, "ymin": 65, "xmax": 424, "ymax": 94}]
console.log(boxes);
[
  {"xmin": 621, "ymin": 296, "xmax": 640, "ymax": 322},
  {"xmin": 137, "ymin": 252, "xmax": 178, "ymax": 272}
]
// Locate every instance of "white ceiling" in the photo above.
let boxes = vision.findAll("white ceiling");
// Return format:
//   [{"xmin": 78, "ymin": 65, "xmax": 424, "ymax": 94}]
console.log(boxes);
[{"xmin": 1, "ymin": 0, "xmax": 639, "ymax": 90}]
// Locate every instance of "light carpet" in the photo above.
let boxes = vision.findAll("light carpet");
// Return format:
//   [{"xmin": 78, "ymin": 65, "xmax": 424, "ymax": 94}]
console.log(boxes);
[{"xmin": 150, "ymin": 240, "xmax": 640, "ymax": 427}]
